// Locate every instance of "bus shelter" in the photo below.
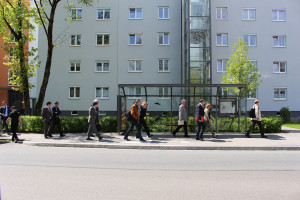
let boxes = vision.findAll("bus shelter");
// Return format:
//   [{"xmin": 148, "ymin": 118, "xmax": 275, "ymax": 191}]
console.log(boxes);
[{"xmin": 117, "ymin": 84, "xmax": 248, "ymax": 134}]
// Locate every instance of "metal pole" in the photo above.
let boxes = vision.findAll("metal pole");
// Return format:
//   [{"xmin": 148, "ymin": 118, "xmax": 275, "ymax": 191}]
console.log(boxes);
[
  {"xmin": 171, "ymin": 87, "xmax": 173, "ymax": 132},
  {"xmin": 245, "ymin": 86, "xmax": 248, "ymax": 132},
  {"xmin": 216, "ymin": 87, "xmax": 218, "ymax": 133},
  {"xmin": 238, "ymin": 88, "xmax": 241, "ymax": 132},
  {"xmin": 117, "ymin": 95, "xmax": 121, "ymax": 133}
]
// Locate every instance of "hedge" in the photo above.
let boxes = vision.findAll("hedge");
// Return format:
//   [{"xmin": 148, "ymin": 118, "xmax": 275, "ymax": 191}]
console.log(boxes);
[{"xmin": 18, "ymin": 116, "xmax": 282, "ymax": 133}]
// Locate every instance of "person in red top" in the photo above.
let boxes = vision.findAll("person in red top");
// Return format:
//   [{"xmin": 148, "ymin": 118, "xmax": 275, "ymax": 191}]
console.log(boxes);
[{"xmin": 123, "ymin": 99, "xmax": 146, "ymax": 142}]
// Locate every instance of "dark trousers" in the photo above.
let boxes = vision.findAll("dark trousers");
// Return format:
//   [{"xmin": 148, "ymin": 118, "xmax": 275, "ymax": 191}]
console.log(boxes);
[
  {"xmin": 247, "ymin": 120, "xmax": 264, "ymax": 136},
  {"xmin": 87, "ymin": 123, "xmax": 101, "ymax": 139},
  {"xmin": 52, "ymin": 118, "xmax": 63, "ymax": 135},
  {"xmin": 172, "ymin": 121, "xmax": 188, "ymax": 136},
  {"xmin": 124, "ymin": 119, "xmax": 142, "ymax": 139},
  {"xmin": 1, "ymin": 116, "xmax": 9, "ymax": 133},
  {"xmin": 140, "ymin": 119, "xmax": 150, "ymax": 136},
  {"xmin": 11, "ymin": 124, "xmax": 18, "ymax": 141},
  {"xmin": 196, "ymin": 121, "xmax": 206, "ymax": 139},
  {"xmin": 43, "ymin": 120, "xmax": 53, "ymax": 138}
]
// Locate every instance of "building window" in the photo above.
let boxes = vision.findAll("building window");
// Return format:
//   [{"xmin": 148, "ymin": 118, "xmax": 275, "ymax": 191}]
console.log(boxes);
[
  {"xmin": 96, "ymin": 61, "xmax": 109, "ymax": 72},
  {"xmin": 242, "ymin": 9, "xmax": 256, "ymax": 20},
  {"xmin": 129, "ymin": 34, "xmax": 142, "ymax": 45},
  {"xmin": 128, "ymin": 60, "xmax": 142, "ymax": 72},
  {"xmin": 129, "ymin": 8, "xmax": 142, "ymax": 19},
  {"xmin": 158, "ymin": 32, "xmax": 169, "ymax": 45},
  {"xmin": 70, "ymin": 61, "xmax": 81, "ymax": 72},
  {"xmin": 216, "ymin": 7, "xmax": 227, "ymax": 20},
  {"xmin": 158, "ymin": 59, "xmax": 169, "ymax": 72},
  {"xmin": 243, "ymin": 34, "xmax": 256, "ymax": 46},
  {"xmin": 69, "ymin": 87, "xmax": 80, "ymax": 99},
  {"xmin": 71, "ymin": 8, "xmax": 82, "ymax": 20},
  {"xmin": 96, "ymin": 87, "xmax": 109, "ymax": 99},
  {"xmin": 158, "ymin": 7, "xmax": 169, "ymax": 19},
  {"xmin": 97, "ymin": 9, "xmax": 110, "ymax": 20},
  {"xmin": 248, "ymin": 88, "xmax": 257, "ymax": 99},
  {"xmin": 128, "ymin": 87, "xmax": 142, "ymax": 99},
  {"xmin": 70, "ymin": 34, "xmax": 81, "ymax": 46},
  {"xmin": 159, "ymin": 87, "xmax": 170, "ymax": 99},
  {"xmin": 272, "ymin": 9, "xmax": 286, "ymax": 21},
  {"xmin": 273, "ymin": 61, "xmax": 287, "ymax": 73},
  {"xmin": 96, "ymin": 34, "xmax": 110, "ymax": 46},
  {"xmin": 217, "ymin": 59, "xmax": 227, "ymax": 72},
  {"xmin": 71, "ymin": 111, "xmax": 78, "ymax": 116},
  {"xmin": 274, "ymin": 88, "xmax": 287, "ymax": 100},
  {"xmin": 273, "ymin": 35, "xmax": 286, "ymax": 47},
  {"xmin": 216, "ymin": 33, "xmax": 228, "ymax": 46}
]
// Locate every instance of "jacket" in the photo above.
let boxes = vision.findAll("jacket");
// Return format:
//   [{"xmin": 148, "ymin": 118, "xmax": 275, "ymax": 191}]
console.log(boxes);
[
  {"xmin": 42, "ymin": 106, "xmax": 53, "ymax": 122},
  {"xmin": 178, "ymin": 104, "xmax": 188, "ymax": 121},
  {"xmin": 196, "ymin": 103, "xmax": 205, "ymax": 122},
  {"xmin": 204, "ymin": 108, "xmax": 212, "ymax": 122},
  {"xmin": 251, "ymin": 104, "xmax": 262, "ymax": 121},
  {"xmin": 88, "ymin": 106, "xmax": 98, "ymax": 124},
  {"xmin": 0, "ymin": 106, "xmax": 11, "ymax": 119},
  {"xmin": 140, "ymin": 106, "xmax": 147, "ymax": 120},
  {"xmin": 130, "ymin": 104, "xmax": 139, "ymax": 120},
  {"xmin": 52, "ymin": 106, "xmax": 61, "ymax": 119}
]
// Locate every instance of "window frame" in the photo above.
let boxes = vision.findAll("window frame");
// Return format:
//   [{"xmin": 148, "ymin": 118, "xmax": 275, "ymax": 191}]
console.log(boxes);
[
  {"xmin": 273, "ymin": 61, "xmax": 287, "ymax": 74},
  {"xmin": 216, "ymin": 7, "xmax": 227, "ymax": 20},
  {"xmin": 71, "ymin": 8, "xmax": 82, "ymax": 20},
  {"xmin": 95, "ymin": 60, "xmax": 110, "ymax": 72},
  {"xmin": 242, "ymin": 8, "xmax": 256, "ymax": 20},
  {"xmin": 243, "ymin": 34, "xmax": 257, "ymax": 47},
  {"xmin": 70, "ymin": 34, "xmax": 82, "ymax": 46},
  {"xmin": 129, "ymin": 34, "xmax": 143, "ymax": 45},
  {"xmin": 247, "ymin": 88, "xmax": 258, "ymax": 99},
  {"xmin": 158, "ymin": 59, "xmax": 170, "ymax": 72},
  {"xmin": 158, "ymin": 7, "xmax": 169, "ymax": 19},
  {"xmin": 71, "ymin": 111, "xmax": 79, "ymax": 116},
  {"xmin": 273, "ymin": 88, "xmax": 287, "ymax": 100},
  {"xmin": 217, "ymin": 59, "xmax": 228, "ymax": 72},
  {"xmin": 128, "ymin": 87, "xmax": 142, "ymax": 99},
  {"xmin": 272, "ymin": 9, "xmax": 286, "ymax": 22},
  {"xmin": 158, "ymin": 32, "xmax": 169, "ymax": 45},
  {"xmin": 96, "ymin": 8, "xmax": 111, "ymax": 20},
  {"xmin": 69, "ymin": 61, "xmax": 81, "ymax": 73},
  {"xmin": 96, "ymin": 33, "xmax": 110, "ymax": 46},
  {"xmin": 95, "ymin": 87, "xmax": 109, "ymax": 99},
  {"xmin": 129, "ymin": 8, "xmax": 143, "ymax": 19},
  {"xmin": 216, "ymin": 33, "xmax": 228, "ymax": 46},
  {"xmin": 128, "ymin": 60, "xmax": 142, "ymax": 73},
  {"xmin": 273, "ymin": 35, "xmax": 286, "ymax": 47},
  {"xmin": 158, "ymin": 87, "xmax": 170, "ymax": 99},
  {"xmin": 69, "ymin": 87, "xmax": 80, "ymax": 99}
]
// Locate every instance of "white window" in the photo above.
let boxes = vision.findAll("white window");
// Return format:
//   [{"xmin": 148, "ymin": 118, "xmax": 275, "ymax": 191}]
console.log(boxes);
[
  {"xmin": 69, "ymin": 87, "xmax": 80, "ymax": 99},
  {"xmin": 272, "ymin": 9, "xmax": 286, "ymax": 21},
  {"xmin": 158, "ymin": 59, "xmax": 169, "ymax": 72},
  {"xmin": 95, "ymin": 61, "xmax": 109, "ymax": 72},
  {"xmin": 274, "ymin": 88, "xmax": 287, "ymax": 100},
  {"xmin": 243, "ymin": 34, "xmax": 256, "ymax": 46},
  {"xmin": 159, "ymin": 87, "xmax": 170, "ymax": 99},
  {"xmin": 71, "ymin": 8, "xmax": 82, "ymax": 20},
  {"xmin": 216, "ymin": 7, "xmax": 227, "ymax": 20},
  {"xmin": 128, "ymin": 60, "xmax": 142, "ymax": 72},
  {"xmin": 158, "ymin": 7, "xmax": 169, "ymax": 19},
  {"xmin": 129, "ymin": 34, "xmax": 142, "ymax": 45},
  {"xmin": 97, "ymin": 9, "xmax": 110, "ymax": 20},
  {"xmin": 129, "ymin": 8, "xmax": 142, "ymax": 19},
  {"xmin": 216, "ymin": 33, "xmax": 228, "ymax": 46},
  {"xmin": 96, "ymin": 34, "xmax": 110, "ymax": 46},
  {"xmin": 70, "ymin": 34, "xmax": 81, "ymax": 46},
  {"xmin": 273, "ymin": 61, "xmax": 287, "ymax": 73},
  {"xmin": 273, "ymin": 35, "xmax": 286, "ymax": 47},
  {"xmin": 248, "ymin": 88, "xmax": 257, "ymax": 99},
  {"xmin": 128, "ymin": 87, "xmax": 142, "ymax": 99},
  {"xmin": 70, "ymin": 61, "xmax": 81, "ymax": 72},
  {"xmin": 96, "ymin": 87, "xmax": 109, "ymax": 99},
  {"xmin": 217, "ymin": 59, "xmax": 227, "ymax": 72},
  {"xmin": 242, "ymin": 9, "xmax": 256, "ymax": 20},
  {"xmin": 158, "ymin": 32, "xmax": 169, "ymax": 45},
  {"xmin": 71, "ymin": 111, "xmax": 78, "ymax": 116}
]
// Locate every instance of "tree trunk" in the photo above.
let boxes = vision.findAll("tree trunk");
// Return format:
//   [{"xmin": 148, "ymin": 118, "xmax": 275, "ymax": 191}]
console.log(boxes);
[{"xmin": 34, "ymin": 1, "xmax": 58, "ymax": 116}]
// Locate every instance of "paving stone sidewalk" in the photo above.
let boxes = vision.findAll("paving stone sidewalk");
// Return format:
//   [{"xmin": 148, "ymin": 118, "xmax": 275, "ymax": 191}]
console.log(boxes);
[{"xmin": 1, "ymin": 126, "xmax": 300, "ymax": 150}]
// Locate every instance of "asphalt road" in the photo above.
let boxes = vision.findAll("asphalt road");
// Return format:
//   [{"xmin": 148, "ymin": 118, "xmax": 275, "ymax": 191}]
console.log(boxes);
[{"xmin": 0, "ymin": 144, "xmax": 299, "ymax": 200}]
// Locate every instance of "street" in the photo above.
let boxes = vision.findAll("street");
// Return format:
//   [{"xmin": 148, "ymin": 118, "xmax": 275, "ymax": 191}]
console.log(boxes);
[{"xmin": 0, "ymin": 144, "xmax": 299, "ymax": 200}]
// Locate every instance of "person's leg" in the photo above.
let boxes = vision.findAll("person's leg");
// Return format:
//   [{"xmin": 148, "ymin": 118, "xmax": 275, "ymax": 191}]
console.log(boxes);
[
  {"xmin": 124, "ymin": 122, "xmax": 134, "ymax": 139},
  {"xmin": 141, "ymin": 120, "xmax": 151, "ymax": 136},
  {"xmin": 91, "ymin": 124, "xmax": 102, "ymax": 140},
  {"xmin": 206, "ymin": 122, "xmax": 215, "ymax": 137},
  {"xmin": 44, "ymin": 121, "xmax": 49, "ymax": 138},
  {"xmin": 246, "ymin": 120, "xmax": 257, "ymax": 137},
  {"xmin": 57, "ymin": 119, "xmax": 64, "ymax": 136},
  {"xmin": 12, "ymin": 126, "xmax": 18, "ymax": 142},
  {"xmin": 257, "ymin": 121, "xmax": 266, "ymax": 138},
  {"xmin": 3, "ymin": 117, "xmax": 9, "ymax": 133},
  {"xmin": 183, "ymin": 121, "xmax": 188, "ymax": 136},
  {"xmin": 172, "ymin": 125, "xmax": 183, "ymax": 136},
  {"xmin": 200, "ymin": 122, "xmax": 206, "ymax": 139},
  {"xmin": 47, "ymin": 121, "xmax": 53, "ymax": 137},
  {"xmin": 135, "ymin": 121, "xmax": 143, "ymax": 140},
  {"xmin": 196, "ymin": 121, "xmax": 201, "ymax": 139}
]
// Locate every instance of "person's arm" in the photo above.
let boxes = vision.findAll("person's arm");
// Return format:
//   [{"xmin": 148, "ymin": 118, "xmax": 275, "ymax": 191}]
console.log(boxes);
[
  {"xmin": 255, "ymin": 105, "xmax": 259, "ymax": 119},
  {"xmin": 179, "ymin": 105, "xmax": 183, "ymax": 121},
  {"xmin": 6, "ymin": 117, "xmax": 11, "ymax": 124}
]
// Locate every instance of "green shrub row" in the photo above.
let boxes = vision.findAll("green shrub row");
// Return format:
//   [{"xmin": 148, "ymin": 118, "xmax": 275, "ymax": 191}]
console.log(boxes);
[{"xmin": 17, "ymin": 116, "xmax": 282, "ymax": 133}]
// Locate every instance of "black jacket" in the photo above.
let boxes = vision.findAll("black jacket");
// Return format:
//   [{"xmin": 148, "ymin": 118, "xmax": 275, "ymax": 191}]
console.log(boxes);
[
  {"xmin": 140, "ymin": 106, "xmax": 147, "ymax": 121},
  {"xmin": 52, "ymin": 106, "xmax": 61, "ymax": 119},
  {"xmin": 0, "ymin": 106, "xmax": 11, "ymax": 119},
  {"xmin": 196, "ymin": 103, "xmax": 205, "ymax": 121}
]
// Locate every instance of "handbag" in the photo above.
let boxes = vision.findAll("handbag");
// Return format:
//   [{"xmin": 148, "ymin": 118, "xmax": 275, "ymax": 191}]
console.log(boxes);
[{"xmin": 178, "ymin": 120, "xmax": 184, "ymax": 125}]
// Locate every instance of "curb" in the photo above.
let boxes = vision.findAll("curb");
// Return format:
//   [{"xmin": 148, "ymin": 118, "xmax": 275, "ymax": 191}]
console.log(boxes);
[{"xmin": 23, "ymin": 141, "xmax": 300, "ymax": 151}]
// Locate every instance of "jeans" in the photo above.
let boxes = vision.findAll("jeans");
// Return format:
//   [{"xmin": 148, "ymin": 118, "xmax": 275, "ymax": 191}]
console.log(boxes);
[
  {"xmin": 124, "ymin": 119, "xmax": 142, "ymax": 139},
  {"xmin": 172, "ymin": 121, "xmax": 188, "ymax": 136},
  {"xmin": 247, "ymin": 120, "xmax": 264, "ymax": 136},
  {"xmin": 205, "ymin": 121, "xmax": 215, "ymax": 136},
  {"xmin": 196, "ymin": 121, "xmax": 206, "ymax": 139}
]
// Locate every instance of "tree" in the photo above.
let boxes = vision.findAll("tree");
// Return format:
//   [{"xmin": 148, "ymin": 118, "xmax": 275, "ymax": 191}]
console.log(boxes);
[
  {"xmin": 222, "ymin": 37, "xmax": 262, "ymax": 131},
  {"xmin": 32, "ymin": 0, "xmax": 93, "ymax": 116},
  {"xmin": 0, "ymin": 0, "xmax": 39, "ymax": 115}
]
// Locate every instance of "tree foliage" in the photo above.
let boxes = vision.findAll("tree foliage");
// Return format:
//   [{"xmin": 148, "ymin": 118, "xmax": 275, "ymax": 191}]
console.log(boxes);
[{"xmin": 222, "ymin": 37, "xmax": 262, "ymax": 97}]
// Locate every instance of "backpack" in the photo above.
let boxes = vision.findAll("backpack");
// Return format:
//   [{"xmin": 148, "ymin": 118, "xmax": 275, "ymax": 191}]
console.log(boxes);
[
  {"xmin": 125, "ymin": 110, "xmax": 133, "ymax": 121},
  {"xmin": 249, "ymin": 106, "xmax": 256, "ymax": 118}
]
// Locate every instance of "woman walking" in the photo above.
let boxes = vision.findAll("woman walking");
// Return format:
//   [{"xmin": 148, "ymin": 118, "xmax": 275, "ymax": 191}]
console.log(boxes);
[
  {"xmin": 204, "ymin": 103, "xmax": 216, "ymax": 138},
  {"xmin": 140, "ymin": 101, "xmax": 153, "ymax": 138}
]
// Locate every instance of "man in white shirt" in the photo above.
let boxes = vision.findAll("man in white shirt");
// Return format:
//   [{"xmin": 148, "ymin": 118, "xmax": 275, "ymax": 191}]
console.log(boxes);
[{"xmin": 246, "ymin": 99, "xmax": 267, "ymax": 138}]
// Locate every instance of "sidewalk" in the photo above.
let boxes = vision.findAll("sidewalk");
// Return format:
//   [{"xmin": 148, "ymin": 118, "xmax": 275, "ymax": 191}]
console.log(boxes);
[{"xmin": 1, "ymin": 127, "xmax": 300, "ymax": 150}]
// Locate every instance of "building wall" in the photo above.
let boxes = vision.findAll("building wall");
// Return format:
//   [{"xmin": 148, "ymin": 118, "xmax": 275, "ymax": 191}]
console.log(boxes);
[
  {"xmin": 211, "ymin": 0, "xmax": 300, "ymax": 114},
  {"xmin": 0, "ymin": 37, "xmax": 10, "ymax": 105},
  {"xmin": 37, "ymin": 0, "xmax": 182, "ymax": 115}
]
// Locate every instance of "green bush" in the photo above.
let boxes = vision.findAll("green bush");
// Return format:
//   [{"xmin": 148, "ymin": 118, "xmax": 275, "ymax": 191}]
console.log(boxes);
[{"xmin": 280, "ymin": 107, "xmax": 290, "ymax": 123}]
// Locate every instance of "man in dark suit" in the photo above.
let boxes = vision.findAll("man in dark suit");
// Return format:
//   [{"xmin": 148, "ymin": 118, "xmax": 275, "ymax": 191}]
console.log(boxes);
[
  {"xmin": 87, "ymin": 101, "xmax": 103, "ymax": 141},
  {"xmin": 0, "ymin": 101, "xmax": 11, "ymax": 134},
  {"xmin": 196, "ymin": 99, "xmax": 205, "ymax": 141},
  {"xmin": 52, "ymin": 101, "xmax": 65, "ymax": 137},
  {"xmin": 42, "ymin": 101, "xmax": 53, "ymax": 139}
]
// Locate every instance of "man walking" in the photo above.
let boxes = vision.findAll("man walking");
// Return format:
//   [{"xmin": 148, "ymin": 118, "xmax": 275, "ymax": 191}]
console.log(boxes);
[
  {"xmin": 42, "ymin": 101, "xmax": 53, "ymax": 139},
  {"xmin": 124, "ymin": 99, "xmax": 146, "ymax": 142},
  {"xmin": 52, "ymin": 101, "xmax": 65, "ymax": 137},
  {"xmin": 0, "ymin": 101, "xmax": 11, "ymax": 134},
  {"xmin": 172, "ymin": 99, "xmax": 189, "ymax": 137},
  {"xmin": 246, "ymin": 99, "xmax": 267, "ymax": 138},
  {"xmin": 196, "ymin": 99, "xmax": 205, "ymax": 141},
  {"xmin": 6, "ymin": 106, "xmax": 22, "ymax": 143},
  {"xmin": 87, "ymin": 101, "xmax": 103, "ymax": 141}
]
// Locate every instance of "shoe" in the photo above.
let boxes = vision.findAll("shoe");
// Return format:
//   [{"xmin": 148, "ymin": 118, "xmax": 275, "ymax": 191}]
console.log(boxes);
[
  {"xmin": 90, "ymin": 134, "xmax": 95, "ymax": 137},
  {"xmin": 136, "ymin": 137, "xmax": 140, "ymax": 139},
  {"xmin": 86, "ymin": 137, "xmax": 93, "ymax": 140},
  {"xmin": 200, "ymin": 138, "xmax": 204, "ymax": 141},
  {"xmin": 245, "ymin": 134, "xmax": 251, "ymax": 138},
  {"xmin": 140, "ymin": 138, "xmax": 146, "ymax": 142},
  {"xmin": 120, "ymin": 132, "xmax": 125, "ymax": 135},
  {"xmin": 212, "ymin": 135, "xmax": 217, "ymax": 138},
  {"xmin": 196, "ymin": 138, "xmax": 200, "ymax": 140},
  {"xmin": 60, "ymin": 134, "xmax": 65, "ymax": 137},
  {"xmin": 45, "ymin": 136, "xmax": 50, "ymax": 139},
  {"xmin": 147, "ymin": 134, "xmax": 153, "ymax": 137},
  {"xmin": 184, "ymin": 135, "xmax": 190, "ymax": 137},
  {"xmin": 14, "ymin": 138, "xmax": 19, "ymax": 143},
  {"xmin": 12, "ymin": 138, "xmax": 15, "ymax": 142},
  {"xmin": 171, "ymin": 132, "xmax": 176, "ymax": 137},
  {"xmin": 124, "ymin": 137, "xmax": 130, "ymax": 141},
  {"xmin": 261, "ymin": 135, "xmax": 267, "ymax": 138},
  {"xmin": 98, "ymin": 136, "xmax": 103, "ymax": 141},
  {"xmin": 48, "ymin": 135, "xmax": 53, "ymax": 138}
]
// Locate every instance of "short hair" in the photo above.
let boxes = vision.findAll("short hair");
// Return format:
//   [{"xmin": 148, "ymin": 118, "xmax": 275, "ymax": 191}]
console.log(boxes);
[
  {"xmin": 93, "ymin": 101, "xmax": 98, "ymax": 106},
  {"xmin": 136, "ymin": 99, "xmax": 141, "ymax": 104},
  {"xmin": 11, "ymin": 106, "xmax": 16, "ymax": 110},
  {"xmin": 55, "ymin": 101, "xmax": 59, "ymax": 105},
  {"xmin": 255, "ymin": 99, "xmax": 259, "ymax": 104},
  {"xmin": 181, "ymin": 99, "xmax": 186, "ymax": 103},
  {"xmin": 142, "ymin": 101, "xmax": 148, "ymax": 106},
  {"xmin": 200, "ymin": 99, "xmax": 205, "ymax": 103},
  {"xmin": 206, "ymin": 103, "xmax": 211, "ymax": 109},
  {"xmin": 46, "ymin": 101, "xmax": 51, "ymax": 105}
]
